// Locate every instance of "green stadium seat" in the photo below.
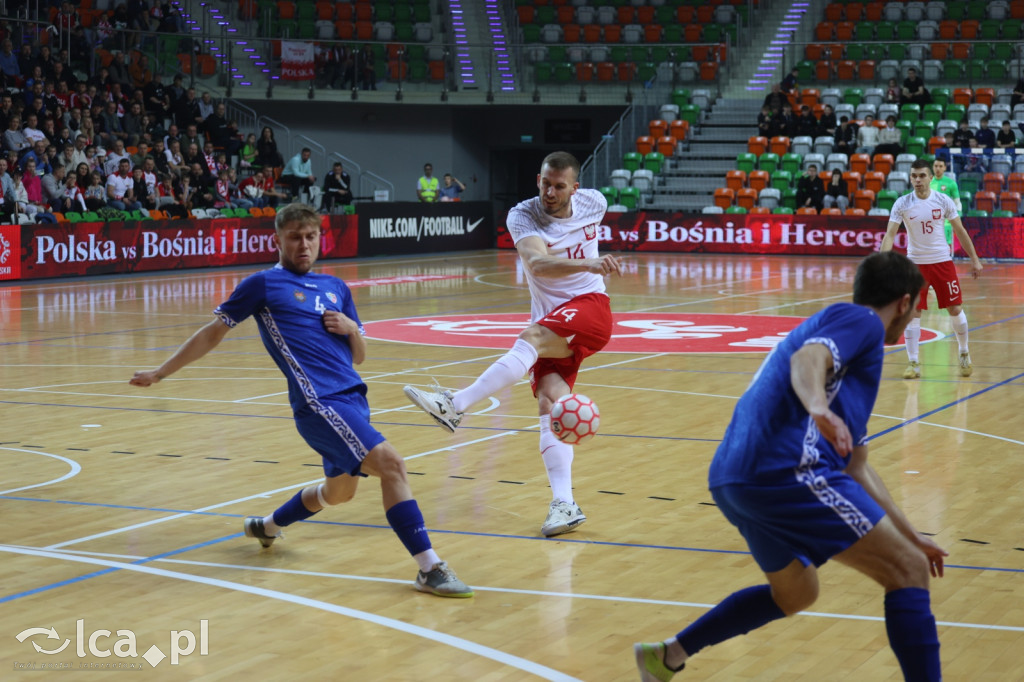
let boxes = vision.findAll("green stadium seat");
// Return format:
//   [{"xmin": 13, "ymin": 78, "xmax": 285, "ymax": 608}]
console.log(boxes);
[
  {"xmin": 875, "ymin": 21, "xmax": 895, "ymax": 40},
  {"xmin": 772, "ymin": 206, "xmax": 795, "ymax": 214},
  {"xmin": 535, "ymin": 61, "xmax": 553, "ymax": 84},
  {"xmin": 854, "ymin": 22, "xmax": 874, "ymax": 41},
  {"xmin": 993, "ymin": 210, "xmax": 1015, "ymax": 217},
  {"xmin": 896, "ymin": 21, "xmax": 916, "ymax": 40},
  {"xmin": 906, "ymin": 137, "xmax": 927, "ymax": 157},
  {"xmin": 966, "ymin": 59, "xmax": 986, "ymax": 80},
  {"xmin": 758, "ymin": 152, "xmax": 779, "ymax": 174},
  {"xmin": 781, "ymin": 153, "xmax": 802, "ymax": 175},
  {"xmin": 65, "ymin": 211, "xmax": 83, "ymax": 222},
  {"xmin": 843, "ymin": 88, "xmax": 863, "ymax": 106},
  {"xmin": 914, "ymin": 120, "xmax": 936, "ymax": 139},
  {"xmin": 922, "ymin": 104, "xmax": 944, "ymax": 124},
  {"xmin": 958, "ymin": 175, "xmax": 981, "ymax": 195},
  {"xmin": 943, "ymin": 60, "xmax": 965, "ymax": 79},
  {"xmin": 781, "ymin": 187, "xmax": 798, "ymax": 210},
  {"xmin": 987, "ymin": 60, "xmax": 1007, "ymax": 80},
  {"xmin": 900, "ymin": 104, "xmax": 921, "ymax": 123},
  {"xmin": 876, "ymin": 189, "xmax": 899, "ymax": 210},
  {"xmin": 623, "ymin": 152, "xmax": 643, "ymax": 172},
  {"xmin": 678, "ymin": 104, "xmax": 700, "ymax": 125},
  {"xmin": 725, "ymin": 206, "xmax": 748, "ymax": 214},
  {"xmin": 643, "ymin": 152, "xmax": 665, "ymax": 173},
  {"xmin": 736, "ymin": 153, "xmax": 757, "ymax": 174},
  {"xmin": 618, "ymin": 187, "xmax": 641, "ymax": 210},
  {"xmin": 672, "ymin": 88, "xmax": 691, "ymax": 109},
  {"xmin": 896, "ymin": 120, "xmax": 914, "ymax": 145},
  {"xmin": 945, "ymin": 103, "xmax": 966, "ymax": 121},
  {"xmin": 599, "ymin": 186, "xmax": 618, "ymax": 204},
  {"xmin": 771, "ymin": 170, "xmax": 793, "ymax": 190},
  {"xmin": 931, "ymin": 88, "xmax": 951, "ymax": 107},
  {"xmin": 964, "ymin": 209, "xmax": 989, "ymax": 217},
  {"xmin": 887, "ymin": 43, "xmax": 906, "ymax": 60}
]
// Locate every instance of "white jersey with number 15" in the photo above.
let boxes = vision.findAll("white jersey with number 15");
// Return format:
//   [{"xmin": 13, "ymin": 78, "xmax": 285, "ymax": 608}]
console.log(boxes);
[
  {"xmin": 888, "ymin": 190, "xmax": 959, "ymax": 265},
  {"xmin": 506, "ymin": 188, "xmax": 608, "ymax": 322}
]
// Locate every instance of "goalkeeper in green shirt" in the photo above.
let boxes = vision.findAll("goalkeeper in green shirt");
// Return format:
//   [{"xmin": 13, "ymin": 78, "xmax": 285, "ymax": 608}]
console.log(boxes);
[{"xmin": 931, "ymin": 158, "xmax": 961, "ymax": 256}]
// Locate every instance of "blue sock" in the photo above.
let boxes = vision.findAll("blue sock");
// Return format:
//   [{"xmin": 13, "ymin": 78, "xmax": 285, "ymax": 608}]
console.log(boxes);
[
  {"xmin": 271, "ymin": 490, "xmax": 318, "ymax": 527},
  {"xmin": 676, "ymin": 585, "xmax": 786, "ymax": 656},
  {"xmin": 885, "ymin": 588, "xmax": 941, "ymax": 682},
  {"xmin": 385, "ymin": 499, "xmax": 432, "ymax": 556}
]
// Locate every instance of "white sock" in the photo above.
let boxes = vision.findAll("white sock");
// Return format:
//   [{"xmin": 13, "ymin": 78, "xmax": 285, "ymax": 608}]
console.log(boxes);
[
  {"xmin": 540, "ymin": 414, "xmax": 574, "ymax": 504},
  {"xmin": 904, "ymin": 318, "xmax": 921, "ymax": 363},
  {"xmin": 262, "ymin": 515, "xmax": 282, "ymax": 536},
  {"xmin": 413, "ymin": 548, "xmax": 442, "ymax": 573},
  {"xmin": 452, "ymin": 338, "xmax": 538, "ymax": 413},
  {"xmin": 951, "ymin": 311, "xmax": 969, "ymax": 353}
]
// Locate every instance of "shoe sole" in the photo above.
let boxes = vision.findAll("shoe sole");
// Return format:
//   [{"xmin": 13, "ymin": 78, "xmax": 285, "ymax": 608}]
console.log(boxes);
[
  {"xmin": 542, "ymin": 514, "xmax": 587, "ymax": 537},
  {"xmin": 634, "ymin": 643, "xmax": 668, "ymax": 682},
  {"xmin": 403, "ymin": 386, "xmax": 456, "ymax": 434},
  {"xmin": 243, "ymin": 519, "xmax": 275, "ymax": 548}
]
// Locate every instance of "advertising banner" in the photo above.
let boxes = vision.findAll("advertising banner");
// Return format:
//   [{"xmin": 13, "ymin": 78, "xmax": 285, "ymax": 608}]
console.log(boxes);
[
  {"xmin": 280, "ymin": 41, "xmax": 315, "ymax": 81},
  {"xmin": 357, "ymin": 201, "xmax": 493, "ymax": 256},
  {"xmin": 497, "ymin": 212, "xmax": 1024, "ymax": 260},
  {"xmin": 5, "ymin": 215, "xmax": 357, "ymax": 282}
]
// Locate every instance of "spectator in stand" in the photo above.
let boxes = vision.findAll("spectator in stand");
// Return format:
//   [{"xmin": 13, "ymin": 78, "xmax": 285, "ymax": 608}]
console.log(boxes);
[
  {"xmin": 174, "ymin": 88, "xmax": 202, "ymax": 130},
  {"xmin": 84, "ymin": 145, "xmax": 102, "ymax": 172},
  {"xmin": 974, "ymin": 117, "xmax": 996, "ymax": 149},
  {"xmin": 183, "ymin": 142, "xmax": 206, "ymax": 179},
  {"xmin": 239, "ymin": 132, "xmax": 258, "ymax": 170},
  {"xmin": 239, "ymin": 169, "xmax": 268, "ymax": 208},
  {"xmin": 757, "ymin": 105, "xmax": 773, "ymax": 137},
  {"xmin": 0, "ymin": 94, "xmax": 14, "ymax": 131},
  {"xmin": 141, "ymin": 156, "xmax": 158, "ymax": 194},
  {"xmin": 357, "ymin": 44, "xmax": 377, "ymax": 90},
  {"xmin": 3, "ymin": 116, "xmax": 33, "ymax": 158},
  {"xmin": 165, "ymin": 137, "xmax": 187, "ymax": 176},
  {"xmin": 98, "ymin": 100, "xmax": 127, "ymax": 148},
  {"xmin": 150, "ymin": 138, "xmax": 170, "ymax": 175},
  {"xmin": 83, "ymin": 170, "xmax": 106, "ymax": 210},
  {"xmin": 771, "ymin": 103, "xmax": 795, "ymax": 137},
  {"xmin": 41, "ymin": 163, "xmax": 69, "ymax": 211},
  {"xmin": 19, "ymin": 160, "xmax": 58, "ymax": 223},
  {"xmin": 438, "ymin": 173, "xmax": 465, "ymax": 202},
  {"xmin": 885, "ymin": 77, "xmax": 901, "ymax": 106},
  {"xmin": 58, "ymin": 143, "xmax": 77, "ymax": 171},
  {"xmin": 197, "ymin": 91, "xmax": 215, "ymax": 121},
  {"xmin": 108, "ymin": 52, "xmax": 131, "ymax": 90},
  {"xmin": 0, "ymin": 40, "xmax": 18, "ymax": 84},
  {"xmin": 256, "ymin": 126, "xmax": 284, "ymax": 175},
  {"xmin": 130, "ymin": 140, "xmax": 150, "ymax": 168},
  {"xmin": 204, "ymin": 102, "xmax": 241, "ymax": 163},
  {"xmin": 182, "ymin": 123, "xmax": 204, "ymax": 152},
  {"xmin": 144, "ymin": 72, "xmax": 170, "ymax": 122},
  {"xmin": 997, "ymin": 120, "xmax": 1018, "ymax": 149},
  {"xmin": 856, "ymin": 114, "xmax": 879, "ymax": 155},
  {"xmin": 187, "ymin": 162, "xmax": 216, "ymax": 208},
  {"xmin": 323, "ymin": 161, "xmax": 353, "ymax": 212},
  {"xmin": 75, "ymin": 161, "xmax": 91, "ymax": 189},
  {"xmin": 104, "ymin": 139, "xmax": 131, "ymax": 175},
  {"xmin": 835, "ymin": 116, "xmax": 860, "ymax": 154},
  {"xmin": 817, "ymin": 104, "xmax": 837, "ymax": 137},
  {"xmin": 106, "ymin": 158, "xmax": 142, "ymax": 211},
  {"xmin": 1012, "ymin": 76, "xmax": 1024, "ymax": 109},
  {"xmin": 130, "ymin": 54, "xmax": 153, "ymax": 90},
  {"xmin": 123, "ymin": 101, "xmax": 145, "ymax": 147},
  {"xmin": 22, "ymin": 113, "xmax": 47, "ymax": 145},
  {"xmin": 952, "ymin": 118, "xmax": 973, "ymax": 148},
  {"xmin": 416, "ymin": 162, "xmax": 438, "ymax": 202},
  {"xmin": 874, "ymin": 116, "xmax": 903, "ymax": 157},
  {"xmin": 63, "ymin": 172, "xmax": 87, "ymax": 212},
  {"xmin": 20, "ymin": 140, "xmax": 51, "ymax": 175},
  {"xmin": 795, "ymin": 164, "xmax": 824, "ymax": 212},
  {"xmin": 779, "ymin": 67, "xmax": 799, "ymax": 94},
  {"xmin": 795, "ymin": 105, "xmax": 818, "ymax": 137},
  {"xmin": 156, "ymin": 172, "xmax": 188, "ymax": 218},
  {"xmin": 762, "ymin": 83, "xmax": 787, "ymax": 115},
  {"xmin": 822, "ymin": 169, "xmax": 850, "ymax": 212},
  {"xmin": 226, "ymin": 167, "xmax": 253, "ymax": 210},
  {"xmin": 281, "ymin": 147, "xmax": 315, "ymax": 201},
  {"xmin": 132, "ymin": 165, "xmax": 156, "ymax": 212},
  {"xmin": 901, "ymin": 68, "xmax": 930, "ymax": 107},
  {"xmin": 167, "ymin": 74, "xmax": 186, "ymax": 107},
  {"xmin": 80, "ymin": 115, "xmax": 99, "ymax": 147},
  {"xmin": 200, "ymin": 141, "xmax": 219, "ymax": 177}
]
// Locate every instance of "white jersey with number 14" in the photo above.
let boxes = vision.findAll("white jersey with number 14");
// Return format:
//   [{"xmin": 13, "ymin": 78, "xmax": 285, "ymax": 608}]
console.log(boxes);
[
  {"xmin": 506, "ymin": 188, "xmax": 608, "ymax": 323},
  {"xmin": 888, "ymin": 190, "xmax": 959, "ymax": 265}
]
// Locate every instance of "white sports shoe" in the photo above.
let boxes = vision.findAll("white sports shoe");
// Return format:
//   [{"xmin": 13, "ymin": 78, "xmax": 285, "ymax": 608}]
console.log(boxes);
[
  {"xmin": 541, "ymin": 500, "xmax": 587, "ymax": 537},
  {"xmin": 404, "ymin": 384, "xmax": 463, "ymax": 433},
  {"xmin": 959, "ymin": 351, "xmax": 973, "ymax": 377}
]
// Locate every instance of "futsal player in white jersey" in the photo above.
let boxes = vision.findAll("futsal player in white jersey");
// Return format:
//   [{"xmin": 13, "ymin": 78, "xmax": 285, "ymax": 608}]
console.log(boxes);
[
  {"xmin": 881, "ymin": 159, "xmax": 983, "ymax": 379},
  {"xmin": 404, "ymin": 151, "xmax": 623, "ymax": 537}
]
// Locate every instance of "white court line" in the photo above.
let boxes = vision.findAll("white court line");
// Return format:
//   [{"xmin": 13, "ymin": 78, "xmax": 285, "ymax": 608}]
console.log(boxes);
[
  {"xmin": 0, "ymin": 448, "xmax": 82, "ymax": 495},
  {"xmin": 35, "ymin": 548, "xmax": 1024, "ymax": 635},
  {"xmin": 0, "ymin": 544, "xmax": 581, "ymax": 682},
  {"xmin": 737, "ymin": 292, "xmax": 850, "ymax": 314}
]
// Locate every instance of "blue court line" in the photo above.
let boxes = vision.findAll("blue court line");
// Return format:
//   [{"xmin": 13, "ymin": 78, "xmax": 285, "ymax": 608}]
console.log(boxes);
[
  {"xmin": 868, "ymin": 370, "xmax": 1024, "ymax": 441},
  {"xmin": 3, "ymin": 495, "xmax": 1022, "ymax": 576},
  {"xmin": 0, "ymin": 533, "xmax": 239, "ymax": 604}
]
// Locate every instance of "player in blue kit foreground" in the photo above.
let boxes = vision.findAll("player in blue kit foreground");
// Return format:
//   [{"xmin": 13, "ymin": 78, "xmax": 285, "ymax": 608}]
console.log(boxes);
[
  {"xmin": 130, "ymin": 204, "xmax": 472, "ymax": 598},
  {"xmin": 635, "ymin": 251, "xmax": 946, "ymax": 681}
]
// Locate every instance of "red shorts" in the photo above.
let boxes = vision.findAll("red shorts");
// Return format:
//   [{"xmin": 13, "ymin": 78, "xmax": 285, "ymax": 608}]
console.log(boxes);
[
  {"xmin": 529, "ymin": 292, "xmax": 612, "ymax": 395},
  {"xmin": 916, "ymin": 260, "xmax": 962, "ymax": 310}
]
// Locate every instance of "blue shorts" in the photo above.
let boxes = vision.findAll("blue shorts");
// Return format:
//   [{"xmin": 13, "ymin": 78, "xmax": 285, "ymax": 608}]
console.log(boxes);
[
  {"xmin": 293, "ymin": 391, "xmax": 386, "ymax": 478},
  {"xmin": 711, "ymin": 468, "xmax": 886, "ymax": 574}
]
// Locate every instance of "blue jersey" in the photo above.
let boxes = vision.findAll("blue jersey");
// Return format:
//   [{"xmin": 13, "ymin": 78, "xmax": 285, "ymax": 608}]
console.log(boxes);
[
  {"xmin": 708, "ymin": 303, "xmax": 885, "ymax": 487},
  {"xmin": 214, "ymin": 265, "xmax": 366, "ymax": 411}
]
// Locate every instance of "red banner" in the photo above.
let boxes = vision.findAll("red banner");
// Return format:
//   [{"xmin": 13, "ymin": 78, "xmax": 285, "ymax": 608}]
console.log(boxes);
[
  {"xmin": 497, "ymin": 213, "xmax": 1024, "ymax": 260},
  {"xmin": 5, "ymin": 215, "xmax": 357, "ymax": 282}
]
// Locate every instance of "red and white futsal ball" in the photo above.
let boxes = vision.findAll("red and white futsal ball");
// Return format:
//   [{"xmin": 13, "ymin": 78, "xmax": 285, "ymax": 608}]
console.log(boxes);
[{"xmin": 550, "ymin": 394, "xmax": 600, "ymax": 445}]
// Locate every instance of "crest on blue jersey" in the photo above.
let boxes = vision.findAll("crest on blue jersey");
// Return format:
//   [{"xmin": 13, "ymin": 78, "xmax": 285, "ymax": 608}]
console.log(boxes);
[
  {"xmin": 326, "ymin": 292, "xmax": 338, "ymax": 304},
  {"xmin": 293, "ymin": 290, "xmax": 306, "ymax": 302}
]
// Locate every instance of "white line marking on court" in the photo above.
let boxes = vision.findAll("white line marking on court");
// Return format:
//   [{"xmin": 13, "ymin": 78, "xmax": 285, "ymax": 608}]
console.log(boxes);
[
  {"xmin": 737, "ymin": 292, "xmax": 850, "ymax": 314},
  {"xmin": 870, "ymin": 413, "xmax": 1024, "ymax": 447},
  {"xmin": 0, "ymin": 544, "xmax": 581, "ymax": 682},
  {"xmin": 32, "ymin": 548, "xmax": 1024, "ymax": 634},
  {"xmin": 405, "ymin": 432, "xmax": 520, "ymax": 461},
  {"xmin": 0, "ymin": 448, "xmax": 82, "ymax": 495}
]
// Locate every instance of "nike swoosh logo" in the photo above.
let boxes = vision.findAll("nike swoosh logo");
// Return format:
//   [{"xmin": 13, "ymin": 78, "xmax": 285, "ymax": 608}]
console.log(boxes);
[{"xmin": 466, "ymin": 218, "xmax": 484, "ymax": 233}]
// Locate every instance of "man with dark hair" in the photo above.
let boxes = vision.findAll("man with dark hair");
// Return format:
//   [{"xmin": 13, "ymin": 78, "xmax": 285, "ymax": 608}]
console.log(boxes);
[
  {"xmin": 795, "ymin": 163, "xmax": 824, "ymax": 211},
  {"xmin": 281, "ymin": 147, "xmax": 316, "ymax": 201},
  {"xmin": 405, "ymin": 151, "xmax": 625, "ymax": 537},
  {"xmin": 635, "ymin": 251, "xmax": 946, "ymax": 682},
  {"xmin": 130, "ymin": 203, "xmax": 473, "ymax": 598},
  {"xmin": 882, "ymin": 159, "xmax": 983, "ymax": 379}
]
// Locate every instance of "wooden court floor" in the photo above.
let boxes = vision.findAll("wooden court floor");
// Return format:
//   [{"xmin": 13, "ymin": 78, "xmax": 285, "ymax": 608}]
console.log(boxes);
[{"xmin": 1, "ymin": 251, "xmax": 1022, "ymax": 681}]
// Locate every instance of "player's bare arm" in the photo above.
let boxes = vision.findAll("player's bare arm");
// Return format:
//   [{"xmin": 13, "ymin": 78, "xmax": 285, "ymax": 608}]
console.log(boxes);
[
  {"xmin": 129, "ymin": 318, "xmax": 231, "ymax": 386},
  {"xmin": 790, "ymin": 343, "xmax": 853, "ymax": 456},
  {"xmin": 323, "ymin": 310, "xmax": 366, "ymax": 365},
  {"xmin": 879, "ymin": 221, "xmax": 902, "ymax": 252},
  {"xmin": 844, "ymin": 445, "xmax": 948, "ymax": 577},
  {"xmin": 516, "ymin": 235, "xmax": 622, "ymax": 278},
  {"xmin": 949, "ymin": 217, "xmax": 983, "ymax": 278}
]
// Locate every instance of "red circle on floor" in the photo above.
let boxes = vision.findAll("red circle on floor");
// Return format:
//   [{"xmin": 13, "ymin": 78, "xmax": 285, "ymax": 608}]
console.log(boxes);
[{"xmin": 363, "ymin": 313, "xmax": 941, "ymax": 354}]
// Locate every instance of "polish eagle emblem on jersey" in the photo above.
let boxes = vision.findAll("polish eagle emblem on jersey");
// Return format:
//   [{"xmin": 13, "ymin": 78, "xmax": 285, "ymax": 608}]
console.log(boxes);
[
  {"xmin": 293, "ymin": 291, "xmax": 306, "ymax": 302},
  {"xmin": 932, "ymin": 208, "xmax": 942, "ymax": 220},
  {"xmin": 584, "ymin": 224, "xmax": 597, "ymax": 240}
]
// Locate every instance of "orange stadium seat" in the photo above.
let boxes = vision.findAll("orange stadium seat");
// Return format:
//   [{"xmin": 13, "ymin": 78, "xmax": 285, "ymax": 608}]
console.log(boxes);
[
  {"xmin": 821, "ymin": 207, "xmax": 843, "ymax": 215},
  {"xmin": 853, "ymin": 189, "xmax": 876, "ymax": 212},
  {"xmin": 726, "ymin": 170, "xmax": 747, "ymax": 192},
  {"xmin": 668, "ymin": 120, "xmax": 689, "ymax": 142},
  {"xmin": 636, "ymin": 136, "xmax": 655, "ymax": 155},
  {"xmin": 748, "ymin": 136, "xmax": 769, "ymax": 156},
  {"xmin": 563, "ymin": 24, "xmax": 581, "ymax": 42},
  {"xmin": 714, "ymin": 188, "xmax": 735, "ymax": 209},
  {"xmin": 999, "ymin": 191, "xmax": 1021, "ymax": 214},
  {"xmin": 845, "ymin": 207, "xmax": 867, "ymax": 215},
  {"xmin": 748, "ymin": 170, "xmax": 770, "ymax": 192},
  {"xmin": 797, "ymin": 206, "xmax": 819, "ymax": 215},
  {"xmin": 749, "ymin": 206, "xmax": 772, "ymax": 214},
  {"xmin": 864, "ymin": 171, "xmax": 885, "ymax": 194},
  {"xmin": 737, "ymin": 188, "xmax": 758, "ymax": 210},
  {"xmin": 953, "ymin": 88, "xmax": 973, "ymax": 106},
  {"xmin": 864, "ymin": 2, "xmax": 883, "ymax": 21},
  {"xmin": 1009, "ymin": 172, "xmax": 1024, "ymax": 195},
  {"xmin": 928, "ymin": 136, "xmax": 946, "ymax": 154},
  {"xmin": 974, "ymin": 190, "xmax": 996, "ymax": 213},
  {"xmin": 649, "ymin": 119, "xmax": 668, "ymax": 138},
  {"xmin": 770, "ymin": 136, "xmax": 791, "ymax": 155},
  {"xmin": 872, "ymin": 154, "xmax": 894, "ymax": 176},
  {"xmin": 842, "ymin": 171, "xmax": 862, "ymax": 195},
  {"xmin": 975, "ymin": 88, "xmax": 995, "ymax": 107},
  {"xmin": 984, "ymin": 172, "xmax": 1006, "ymax": 194}
]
